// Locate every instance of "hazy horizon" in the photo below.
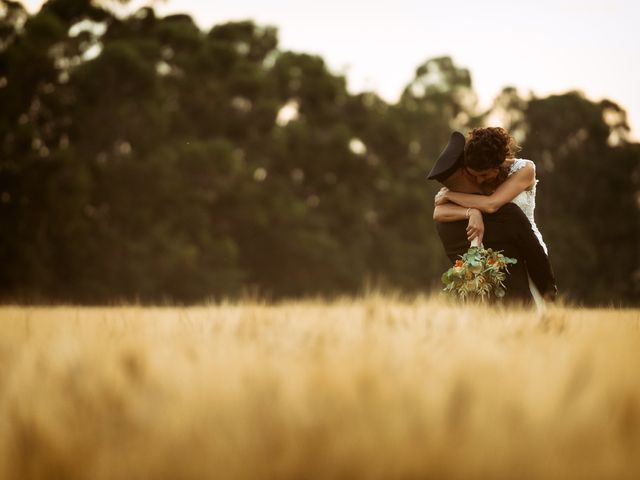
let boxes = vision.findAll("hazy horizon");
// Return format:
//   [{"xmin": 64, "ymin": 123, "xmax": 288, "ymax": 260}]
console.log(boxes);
[{"xmin": 21, "ymin": 0, "xmax": 640, "ymax": 139}]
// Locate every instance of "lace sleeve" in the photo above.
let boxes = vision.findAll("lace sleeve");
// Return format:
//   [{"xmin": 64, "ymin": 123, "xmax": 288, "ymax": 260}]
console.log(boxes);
[{"xmin": 509, "ymin": 158, "xmax": 534, "ymax": 175}]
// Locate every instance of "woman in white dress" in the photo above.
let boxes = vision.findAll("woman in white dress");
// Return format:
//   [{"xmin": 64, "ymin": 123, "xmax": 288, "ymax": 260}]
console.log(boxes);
[{"xmin": 433, "ymin": 127, "xmax": 552, "ymax": 308}]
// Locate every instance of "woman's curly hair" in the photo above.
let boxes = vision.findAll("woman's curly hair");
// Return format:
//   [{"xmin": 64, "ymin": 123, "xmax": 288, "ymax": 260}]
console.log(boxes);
[{"xmin": 464, "ymin": 127, "xmax": 521, "ymax": 170}]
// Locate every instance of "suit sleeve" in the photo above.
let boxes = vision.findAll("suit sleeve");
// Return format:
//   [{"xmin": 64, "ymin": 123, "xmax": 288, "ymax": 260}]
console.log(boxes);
[{"xmin": 435, "ymin": 220, "xmax": 470, "ymax": 263}]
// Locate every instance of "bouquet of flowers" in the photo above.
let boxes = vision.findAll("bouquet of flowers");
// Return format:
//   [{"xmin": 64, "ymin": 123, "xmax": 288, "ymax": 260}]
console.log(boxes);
[{"xmin": 441, "ymin": 244, "xmax": 518, "ymax": 301}]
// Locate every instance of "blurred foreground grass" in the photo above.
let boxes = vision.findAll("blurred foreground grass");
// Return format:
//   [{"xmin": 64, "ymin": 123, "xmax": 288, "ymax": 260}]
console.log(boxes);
[{"xmin": 1, "ymin": 294, "xmax": 639, "ymax": 480}]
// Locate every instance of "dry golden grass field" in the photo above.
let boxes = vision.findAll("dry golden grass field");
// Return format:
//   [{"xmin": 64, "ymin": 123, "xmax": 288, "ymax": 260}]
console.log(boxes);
[{"xmin": 1, "ymin": 294, "xmax": 639, "ymax": 480}]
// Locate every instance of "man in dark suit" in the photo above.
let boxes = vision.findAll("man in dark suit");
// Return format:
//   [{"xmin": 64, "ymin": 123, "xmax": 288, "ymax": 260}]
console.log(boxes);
[{"xmin": 428, "ymin": 132, "xmax": 557, "ymax": 303}]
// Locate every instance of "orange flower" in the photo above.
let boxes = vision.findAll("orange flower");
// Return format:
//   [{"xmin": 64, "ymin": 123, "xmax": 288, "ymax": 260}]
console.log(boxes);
[
  {"xmin": 455, "ymin": 260, "xmax": 463, "ymax": 268},
  {"xmin": 487, "ymin": 258, "xmax": 495, "ymax": 265}
]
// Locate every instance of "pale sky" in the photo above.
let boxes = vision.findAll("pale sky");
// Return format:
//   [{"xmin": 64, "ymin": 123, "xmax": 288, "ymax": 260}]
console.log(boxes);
[{"xmin": 23, "ymin": 0, "xmax": 640, "ymax": 138}]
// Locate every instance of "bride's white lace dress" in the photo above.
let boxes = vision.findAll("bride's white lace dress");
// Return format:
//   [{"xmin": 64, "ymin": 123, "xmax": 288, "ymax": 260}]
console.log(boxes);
[
  {"xmin": 508, "ymin": 158, "xmax": 548, "ymax": 309},
  {"xmin": 509, "ymin": 159, "xmax": 548, "ymax": 254}
]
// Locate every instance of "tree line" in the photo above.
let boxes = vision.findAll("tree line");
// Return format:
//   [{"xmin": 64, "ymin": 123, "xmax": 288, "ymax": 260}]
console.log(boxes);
[{"xmin": 1, "ymin": 0, "xmax": 638, "ymax": 304}]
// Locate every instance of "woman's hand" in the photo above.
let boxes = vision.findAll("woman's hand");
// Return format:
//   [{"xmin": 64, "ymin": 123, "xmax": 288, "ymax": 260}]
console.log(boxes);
[
  {"xmin": 434, "ymin": 187, "xmax": 449, "ymax": 206},
  {"xmin": 466, "ymin": 209, "xmax": 484, "ymax": 244}
]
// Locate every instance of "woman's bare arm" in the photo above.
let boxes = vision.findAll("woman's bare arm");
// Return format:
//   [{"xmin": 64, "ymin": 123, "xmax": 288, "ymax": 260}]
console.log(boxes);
[
  {"xmin": 433, "ymin": 205, "xmax": 484, "ymax": 243},
  {"xmin": 434, "ymin": 204, "xmax": 473, "ymax": 221},
  {"xmin": 437, "ymin": 162, "xmax": 535, "ymax": 213}
]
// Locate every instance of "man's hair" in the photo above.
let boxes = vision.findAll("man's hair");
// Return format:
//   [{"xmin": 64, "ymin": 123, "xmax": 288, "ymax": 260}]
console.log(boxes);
[{"xmin": 464, "ymin": 127, "xmax": 520, "ymax": 171}]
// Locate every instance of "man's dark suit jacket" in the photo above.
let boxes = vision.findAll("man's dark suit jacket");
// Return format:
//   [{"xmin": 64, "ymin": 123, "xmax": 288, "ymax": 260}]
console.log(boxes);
[{"xmin": 436, "ymin": 203, "xmax": 556, "ymax": 303}]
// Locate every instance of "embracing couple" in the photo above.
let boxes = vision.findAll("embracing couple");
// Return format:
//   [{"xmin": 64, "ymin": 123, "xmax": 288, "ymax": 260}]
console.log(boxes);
[{"xmin": 429, "ymin": 127, "xmax": 557, "ymax": 307}]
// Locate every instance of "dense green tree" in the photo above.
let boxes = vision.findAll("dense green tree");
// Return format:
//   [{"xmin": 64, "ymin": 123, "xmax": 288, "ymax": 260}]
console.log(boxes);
[
  {"xmin": 1, "ymin": 0, "xmax": 638, "ymax": 304},
  {"xmin": 520, "ymin": 93, "xmax": 639, "ymax": 303}
]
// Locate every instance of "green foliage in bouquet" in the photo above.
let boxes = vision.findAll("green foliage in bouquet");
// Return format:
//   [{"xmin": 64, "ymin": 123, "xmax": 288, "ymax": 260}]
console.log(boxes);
[{"xmin": 441, "ymin": 247, "xmax": 518, "ymax": 301}]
